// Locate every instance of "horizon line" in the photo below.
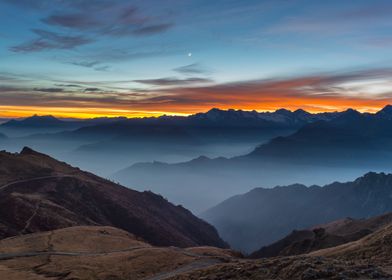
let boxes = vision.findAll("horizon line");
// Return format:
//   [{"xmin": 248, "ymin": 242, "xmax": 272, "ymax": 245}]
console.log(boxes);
[{"xmin": 1, "ymin": 104, "xmax": 391, "ymax": 121}]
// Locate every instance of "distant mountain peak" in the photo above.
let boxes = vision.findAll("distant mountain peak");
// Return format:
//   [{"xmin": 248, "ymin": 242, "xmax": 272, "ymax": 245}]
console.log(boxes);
[
  {"xmin": 380, "ymin": 104, "xmax": 392, "ymax": 111},
  {"xmin": 206, "ymin": 108, "xmax": 224, "ymax": 113},
  {"xmin": 335, "ymin": 108, "xmax": 362, "ymax": 120},
  {"xmin": 29, "ymin": 114, "xmax": 58, "ymax": 120},
  {"xmin": 376, "ymin": 104, "xmax": 392, "ymax": 119},
  {"xmin": 293, "ymin": 109, "xmax": 310, "ymax": 115},
  {"xmin": 275, "ymin": 108, "xmax": 292, "ymax": 114},
  {"xmin": 355, "ymin": 171, "xmax": 388, "ymax": 184},
  {"xmin": 343, "ymin": 108, "xmax": 359, "ymax": 113},
  {"xmin": 2, "ymin": 114, "xmax": 65, "ymax": 128}
]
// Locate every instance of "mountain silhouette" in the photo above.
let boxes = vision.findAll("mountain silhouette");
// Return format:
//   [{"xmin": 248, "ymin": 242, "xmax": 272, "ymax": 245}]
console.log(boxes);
[{"xmin": 115, "ymin": 105, "xmax": 392, "ymax": 211}]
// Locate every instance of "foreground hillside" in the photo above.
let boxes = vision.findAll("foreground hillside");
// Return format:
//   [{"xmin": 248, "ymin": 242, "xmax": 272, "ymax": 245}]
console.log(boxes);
[
  {"xmin": 1, "ymin": 223, "xmax": 391, "ymax": 279},
  {"xmin": 202, "ymin": 172, "xmax": 392, "ymax": 252},
  {"xmin": 170, "ymin": 223, "xmax": 392, "ymax": 279},
  {"xmin": 0, "ymin": 147, "xmax": 227, "ymax": 248},
  {"xmin": 0, "ymin": 226, "xmax": 238, "ymax": 280}
]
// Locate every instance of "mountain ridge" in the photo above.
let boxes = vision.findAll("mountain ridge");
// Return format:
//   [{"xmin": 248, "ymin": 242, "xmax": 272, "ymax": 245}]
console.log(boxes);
[
  {"xmin": 0, "ymin": 147, "xmax": 228, "ymax": 249},
  {"xmin": 201, "ymin": 172, "xmax": 392, "ymax": 252}
]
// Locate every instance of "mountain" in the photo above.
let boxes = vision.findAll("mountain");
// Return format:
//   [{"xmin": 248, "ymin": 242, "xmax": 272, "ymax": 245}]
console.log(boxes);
[
  {"xmin": 0, "ymin": 147, "xmax": 227, "ymax": 248},
  {"xmin": 2, "ymin": 115, "xmax": 67, "ymax": 128},
  {"xmin": 1, "ymin": 221, "xmax": 392, "ymax": 279},
  {"xmin": 0, "ymin": 115, "xmax": 79, "ymax": 137},
  {"xmin": 201, "ymin": 172, "xmax": 392, "ymax": 252},
  {"xmin": 250, "ymin": 212, "xmax": 392, "ymax": 258},
  {"xmin": 0, "ymin": 226, "xmax": 238, "ymax": 280},
  {"xmin": 5, "ymin": 108, "xmax": 319, "ymax": 175},
  {"xmin": 115, "ymin": 105, "xmax": 392, "ymax": 212},
  {"xmin": 375, "ymin": 104, "xmax": 392, "ymax": 120},
  {"xmin": 0, "ymin": 115, "xmax": 126, "ymax": 137},
  {"xmin": 175, "ymin": 222, "xmax": 392, "ymax": 279},
  {"xmin": 248, "ymin": 107, "xmax": 392, "ymax": 164},
  {"xmin": 189, "ymin": 107, "xmax": 340, "ymax": 127},
  {"xmin": 0, "ymin": 107, "xmax": 362, "ymax": 177}
]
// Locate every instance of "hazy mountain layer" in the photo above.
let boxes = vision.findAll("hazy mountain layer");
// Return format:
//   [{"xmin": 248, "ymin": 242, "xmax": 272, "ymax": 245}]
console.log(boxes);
[
  {"xmin": 115, "ymin": 105, "xmax": 392, "ymax": 212},
  {"xmin": 202, "ymin": 172, "xmax": 392, "ymax": 252}
]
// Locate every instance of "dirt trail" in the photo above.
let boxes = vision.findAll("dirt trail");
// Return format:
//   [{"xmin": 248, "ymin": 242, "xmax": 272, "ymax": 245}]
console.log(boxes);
[
  {"xmin": 0, "ymin": 175, "xmax": 75, "ymax": 191},
  {"xmin": 144, "ymin": 258, "xmax": 223, "ymax": 280},
  {"xmin": 21, "ymin": 203, "xmax": 40, "ymax": 234}
]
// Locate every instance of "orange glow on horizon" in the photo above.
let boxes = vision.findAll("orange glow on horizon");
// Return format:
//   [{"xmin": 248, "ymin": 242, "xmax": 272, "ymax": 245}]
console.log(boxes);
[{"xmin": 0, "ymin": 99, "xmax": 391, "ymax": 119}]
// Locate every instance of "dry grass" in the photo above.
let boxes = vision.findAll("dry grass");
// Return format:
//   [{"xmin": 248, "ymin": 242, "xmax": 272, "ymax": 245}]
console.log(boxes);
[{"xmin": 0, "ymin": 226, "xmax": 234, "ymax": 280}]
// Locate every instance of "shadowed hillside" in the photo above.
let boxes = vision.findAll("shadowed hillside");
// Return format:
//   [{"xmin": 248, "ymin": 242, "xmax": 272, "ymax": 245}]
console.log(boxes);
[
  {"xmin": 0, "ymin": 147, "xmax": 227, "ymax": 249},
  {"xmin": 202, "ymin": 172, "xmax": 392, "ymax": 252},
  {"xmin": 250, "ymin": 212, "xmax": 392, "ymax": 258}
]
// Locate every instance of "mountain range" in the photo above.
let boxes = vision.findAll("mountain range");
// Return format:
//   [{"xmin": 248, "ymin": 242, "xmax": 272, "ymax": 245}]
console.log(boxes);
[
  {"xmin": 0, "ymin": 107, "xmax": 343, "ymax": 176},
  {"xmin": 1, "ymin": 147, "xmax": 392, "ymax": 278},
  {"xmin": 201, "ymin": 172, "xmax": 392, "ymax": 252},
  {"xmin": 0, "ymin": 115, "xmax": 127, "ymax": 137},
  {"xmin": 114, "ymin": 105, "xmax": 392, "ymax": 212}
]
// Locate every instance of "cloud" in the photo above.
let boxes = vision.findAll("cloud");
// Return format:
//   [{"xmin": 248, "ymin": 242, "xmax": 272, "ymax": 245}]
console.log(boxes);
[
  {"xmin": 9, "ymin": 1, "xmax": 174, "ymax": 53},
  {"xmin": 34, "ymin": 87, "xmax": 64, "ymax": 93},
  {"xmin": 11, "ymin": 29, "xmax": 93, "ymax": 52},
  {"xmin": 76, "ymin": 49, "xmax": 180, "ymax": 63},
  {"xmin": 40, "ymin": 3, "xmax": 173, "ymax": 38},
  {"xmin": 69, "ymin": 61, "xmax": 100, "ymax": 68},
  {"xmin": 55, "ymin": 84, "xmax": 83, "ymax": 88},
  {"xmin": 84, "ymin": 88, "xmax": 101, "ymax": 92},
  {"xmin": 42, "ymin": 13, "xmax": 99, "ymax": 30},
  {"xmin": 132, "ymin": 23, "xmax": 173, "ymax": 36},
  {"xmin": 67, "ymin": 60, "xmax": 110, "ymax": 71},
  {"xmin": 134, "ymin": 77, "xmax": 213, "ymax": 86},
  {"xmin": 173, "ymin": 63, "xmax": 210, "ymax": 75},
  {"xmin": 1, "ymin": 68, "xmax": 392, "ymax": 115}
]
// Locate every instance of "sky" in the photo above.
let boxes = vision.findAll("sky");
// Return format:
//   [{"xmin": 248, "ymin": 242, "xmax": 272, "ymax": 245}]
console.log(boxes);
[{"xmin": 1, "ymin": 0, "xmax": 392, "ymax": 118}]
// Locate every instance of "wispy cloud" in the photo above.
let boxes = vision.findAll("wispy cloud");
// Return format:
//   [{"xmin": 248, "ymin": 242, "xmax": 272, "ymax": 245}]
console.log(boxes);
[
  {"xmin": 1, "ymin": 68, "xmax": 392, "ymax": 115},
  {"xmin": 134, "ymin": 77, "xmax": 213, "ymax": 86},
  {"xmin": 9, "ymin": 0, "xmax": 174, "ymax": 53},
  {"xmin": 132, "ymin": 23, "xmax": 173, "ymax": 36},
  {"xmin": 68, "ymin": 61, "xmax": 100, "ymax": 68},
  {"xmin": 34, "ymin": 87, "xmax": 64, "ymax": 93},
  {"xmin": 173, "ymin": 63, "xmax": 211, "ymax": 75},
  {"xmin": 67, "ymin": 60, "xmax": 110, "ymax": 72},
  {"xmin": 11, "ymin": 29, "xmax": 93, "ymax": 52}
]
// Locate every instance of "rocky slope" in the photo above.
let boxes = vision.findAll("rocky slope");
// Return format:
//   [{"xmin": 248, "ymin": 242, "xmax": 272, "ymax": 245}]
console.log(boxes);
[
  {"xmin": 169, "ymin": 222, "xmax": 392, "ymax": 279},
  {"xmin": 0, "ymin": 226, "xmax": 237, "ymax": 280},
  {"xmin": 202, "ymin": 172, "xmax": 392, "ymax": 252},
  {"xmin": 2, "ymin": 222, "xmax": 392, "ymax": 280},
  {"xmin": 0, "ymin": 147, "xmax": 227, "ymax": 248},
  {"xmin": 250, "ymin": 212, "xmax": 392, "ymax": 258}
]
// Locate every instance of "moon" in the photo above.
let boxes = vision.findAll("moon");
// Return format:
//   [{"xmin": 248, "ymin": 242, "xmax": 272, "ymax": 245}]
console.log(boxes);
[{"xmin": 188, "ymin": 52, "xmax": 192, "ymax": 57}]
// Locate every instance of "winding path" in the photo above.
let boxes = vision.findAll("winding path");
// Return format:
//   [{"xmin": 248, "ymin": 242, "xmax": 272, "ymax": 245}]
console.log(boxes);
[
  {"xmin": 0, "ymin": 175, "xmax": 75, "ymax": 191},
  {"xmin": 0, "ymin": 175, "xmax": 227, "ymax": 279}
]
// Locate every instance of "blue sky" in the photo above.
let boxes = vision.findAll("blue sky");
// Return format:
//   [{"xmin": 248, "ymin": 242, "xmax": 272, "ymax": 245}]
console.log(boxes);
[{"xmin": 1, "ymin": 0, "xmax": 392, "ymax": 117}]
